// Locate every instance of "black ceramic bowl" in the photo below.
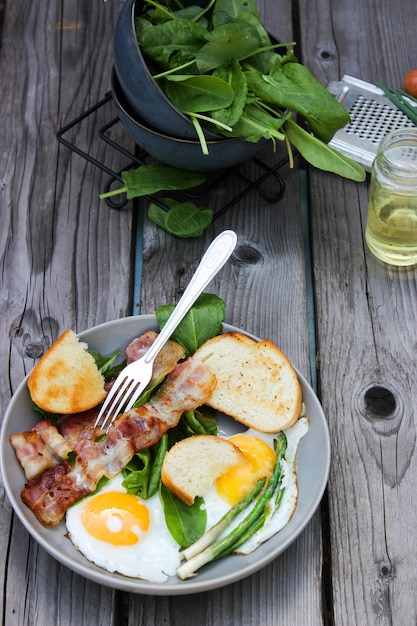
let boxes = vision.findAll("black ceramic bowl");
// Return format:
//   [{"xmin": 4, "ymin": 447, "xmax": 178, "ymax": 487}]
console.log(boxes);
[
  {"xmin": 112, "ymin": 71, "xmax": 266, "ymax": 172},
  {"xmin": 114, "ymin": 0, "xmax": 220, "ymax": 141}
]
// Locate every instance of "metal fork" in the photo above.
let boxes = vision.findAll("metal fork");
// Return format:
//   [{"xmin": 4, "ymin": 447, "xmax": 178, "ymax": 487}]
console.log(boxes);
[{"xmin": 94, "ymin": 230, "xmax": 237, "ymax": 432}]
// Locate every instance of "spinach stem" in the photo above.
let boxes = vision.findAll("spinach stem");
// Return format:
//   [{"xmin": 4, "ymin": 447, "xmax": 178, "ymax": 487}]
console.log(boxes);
[
  {"xmin": 191, "ymin": 112, "xmax": 233, "ymax": 133},
  {"xmin": 191, "ymin": 0, "xmax": 217, "ymax": 22},
  {"xmin": 153, "ymin": 60, "xmax": 196, "ymax": 80},
  {"xmin": 190, "ymin": 115, "xmax": 209, "ymax": 155},
  {"xmin": 143, "ymin": 0, "xmax": 175, "ymax": 21},
  {"xmin": 99, "ymin": 186, "xmax": 127, "ymax": 199},
  {"xmin": 284, "ymin": 134, "xmax": 294, "ymax": 168}
]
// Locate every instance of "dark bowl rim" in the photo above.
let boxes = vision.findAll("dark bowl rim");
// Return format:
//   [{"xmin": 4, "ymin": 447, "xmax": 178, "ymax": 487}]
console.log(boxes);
[
  {"xmin": 120, "ymin": 0, "xmax": 221, "ymax": 140},
  {"xmin": 112, "ymin": 69, "xmax": 261, "ymax": 148}
]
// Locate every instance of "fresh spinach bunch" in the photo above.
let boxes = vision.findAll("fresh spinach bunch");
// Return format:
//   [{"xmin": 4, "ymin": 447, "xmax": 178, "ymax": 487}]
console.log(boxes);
[{"xmin": 135, "ymin": 0, "xmax": 365, "ymax": 181}]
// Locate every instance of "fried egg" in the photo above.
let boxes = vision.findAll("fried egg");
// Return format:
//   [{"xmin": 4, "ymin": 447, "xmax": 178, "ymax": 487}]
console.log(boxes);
[
  {"xmin": 66, "ymin": 419, "xmax": 308, "ymax": 580},
  {"xmin": 215, "ymin": 434, "xmax": 276, "ymax": 506},
  {"xmin": 65, "ymin": 473, "xmax": 181, "ymax": 582},
  {"xmin": 235, "ymin": 417, "xmax": 310, "ymax": 553},
  {"xmin": 202, "ymin": 417, "xmax": 310, "ymax": 553}
]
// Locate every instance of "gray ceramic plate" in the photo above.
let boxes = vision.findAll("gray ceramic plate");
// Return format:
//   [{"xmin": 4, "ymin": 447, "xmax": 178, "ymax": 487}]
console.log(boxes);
[{"xmin": 0, "ymin": 315, "xmax": 330, "ymax": 595}]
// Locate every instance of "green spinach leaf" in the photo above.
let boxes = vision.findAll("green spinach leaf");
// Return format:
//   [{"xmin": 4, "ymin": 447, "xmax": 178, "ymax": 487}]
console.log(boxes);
[
  {"xmin": 212, "ymin": 0, "xmax": 261, "ymax": 27},
  {"xmin": 284, "ymin": 118, "xmax": 366, "ymax": 181},
  {"xmin": 148, "ymin": 198, "xmax": 213, "ymax": 238},
  {"xmin": 88, "ymin": 348, "xmax": 126, "ymax": 381},
  {"xmin": 30, "ymin": 399, "xmax": 60, "ymax": 424},
  {"xmin": 147, "ymin": 434, "xmax": 169, "ymax": 498},
  {"xmin": 160, "ymin": 483, "xmax": 207, "ymax": 548},
  {"xmin": 210, "ymin": 59, "xmax": 248, "ymax": 127},
  {"xmin": 168, "ymin": 409, "xmax": 218, "ymax": 448},
  {"xmin": 245, "ymin": 62, "xmax": 350, "ymax": 143},
  {"xmin": 156, "ymin": 292, "xmax": 226, "ymax": 356},
  {"xmin": 122, "ymin": 449, "xmax": 152, "ymax": 498},
  {"xmin": 100, "ymin": 163, "xmax": 206, "ymax": 201},
  {"xmin": 121, "ymin": 433, "xmax": 169, "ymax": 499},
  {"xmin": 140, "ymin": 18, "xmax": 207, "ymax": 68},
  {"xmin": 165, "ymin": 75, "xmax": 234, "ymax": 112},
  {"xmin": 196, "ymin": 27, "xmax": 261, "ymax": 74},
  {"xmin": 132, "ymin": 377, "xmax": 165, "ymax": 407},
  {"xmin": 221, "ymin": 102, "xmax": 288, "ymax": 143}
]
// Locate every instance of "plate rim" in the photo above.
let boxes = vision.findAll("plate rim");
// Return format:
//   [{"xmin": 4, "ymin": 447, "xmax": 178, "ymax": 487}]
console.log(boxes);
[{"xmin": 0, "ymin": 314, "xmax": 330, "ymax": 595}]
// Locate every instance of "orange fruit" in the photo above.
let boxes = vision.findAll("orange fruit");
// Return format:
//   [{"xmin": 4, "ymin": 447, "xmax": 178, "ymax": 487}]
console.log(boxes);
[{"xmin": 403, "ymin": 70, "xmax": 417, "ymax": 97}]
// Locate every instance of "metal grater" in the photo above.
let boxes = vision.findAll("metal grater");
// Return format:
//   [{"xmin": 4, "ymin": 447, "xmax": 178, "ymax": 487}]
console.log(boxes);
[{"xmin": 327, "ymin": 75, "xmax": 417, "ymax": 171}]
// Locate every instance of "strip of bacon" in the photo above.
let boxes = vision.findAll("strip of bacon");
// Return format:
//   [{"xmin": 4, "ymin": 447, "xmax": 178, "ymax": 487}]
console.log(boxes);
[
  {"xmin": 125, "ymin": 331, "xmax": 186, "ymax": 384},
  {"xmin": 33, "ymin": 420, "xmax": 73, "ymax": 459},
  {"xmin": 10, "ymin": 431, "xmax": 56, "ymax": 481},
  {"xmin": 21, "ymin": 357, "xmax": 216, "ymax": 526},
  {"xmin": 56, "ymin": 407, "xmax": 102, "ymax": 447},
  {"xmin": 10, "ymin": 421, "xmax": 73, "ymax": 481}
]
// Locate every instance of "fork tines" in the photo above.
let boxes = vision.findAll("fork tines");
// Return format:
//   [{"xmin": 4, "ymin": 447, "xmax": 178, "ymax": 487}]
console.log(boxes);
[{"xmin": 95, "ymin": 376, "xmax": 147, "ymax": 432}]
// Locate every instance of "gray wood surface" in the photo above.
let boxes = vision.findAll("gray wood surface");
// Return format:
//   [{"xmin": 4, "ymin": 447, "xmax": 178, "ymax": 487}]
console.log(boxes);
[
  {"xmin": 1, "ymin": 0, "xmax": 416, "ymax": 624},
  {"xmin": 298, "ymin": 0, "xmax": 417, "ymax": 624},
  {"xmin": 1, "ymin": 2, "xmax": 132, "ymax": 625}
]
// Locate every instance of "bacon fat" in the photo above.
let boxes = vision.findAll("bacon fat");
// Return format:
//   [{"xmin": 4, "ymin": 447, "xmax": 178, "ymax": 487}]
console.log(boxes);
[{"xmin": 10, "ymin": 421, "xmax": 74, "ymax": 481}]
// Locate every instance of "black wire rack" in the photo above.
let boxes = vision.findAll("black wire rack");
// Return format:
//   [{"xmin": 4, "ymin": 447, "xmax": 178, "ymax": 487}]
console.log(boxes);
[{"xmin": 56, "ymin": 91, "xmax": 290, "ymax": 218}]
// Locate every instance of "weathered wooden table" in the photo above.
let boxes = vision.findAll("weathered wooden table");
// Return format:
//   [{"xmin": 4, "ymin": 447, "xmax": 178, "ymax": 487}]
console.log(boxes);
[{"xmin": 1, "ymin": 0, "xmax": 416, "ymax": 624}]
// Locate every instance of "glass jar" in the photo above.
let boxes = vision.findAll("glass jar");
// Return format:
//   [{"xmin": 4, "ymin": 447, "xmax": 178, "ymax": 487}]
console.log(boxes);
[{"xmin": 365, "ymin": 128, "xmax": 417, "ymax": 266}]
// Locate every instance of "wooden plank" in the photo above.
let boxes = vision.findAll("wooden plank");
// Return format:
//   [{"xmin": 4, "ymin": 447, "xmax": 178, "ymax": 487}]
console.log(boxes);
[
  {"xmin": 297, "ymin": 0, "xmax": 417, "ymax": 623},
  {"xmin": 0, "ymin": 0, "xmax": 133, "ymax": 624}
]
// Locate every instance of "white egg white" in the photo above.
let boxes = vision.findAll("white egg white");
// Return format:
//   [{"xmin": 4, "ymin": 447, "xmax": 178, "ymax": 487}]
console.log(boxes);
[
  {"xmin": 201, "ymin": 417, "xmax": 310, "ymax": 554},
  {"xmin": 65, "ymin": 473, "xmax": 181, "ymax": 583},
  {"xmin": 235, "ymin": 417, "xmax": 310, "ymax": 553}
]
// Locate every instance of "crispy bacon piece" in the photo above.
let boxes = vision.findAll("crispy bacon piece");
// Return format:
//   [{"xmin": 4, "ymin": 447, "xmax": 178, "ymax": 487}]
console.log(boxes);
[
  {"xmin": 56, "ymin": 407, "xmax": 101, "ymax": 447},
  {"xmin": 125, "ymin": 330, "xmax": 186, "ymax": 385},
  {"xmin": 10, "ymin": 421, "xmax": 73, "ymax": 481},
  {"xmin": 33, "ymin": 420, "xmax": 73, "ymax": 458},
  {"xmin": 21, "ymin": 357, "xmax": 216, "ymax": 526}
]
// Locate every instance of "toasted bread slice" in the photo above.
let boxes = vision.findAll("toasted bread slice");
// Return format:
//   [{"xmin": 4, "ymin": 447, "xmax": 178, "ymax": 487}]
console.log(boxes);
[
  {"xmin": 194, "ymin": 332, "xmax": 302, "ymax": 432},
  {"xmin": 28, "ymin": 329, "xmax": 106, "ymax": 414},
  {"xmin": 161, "ymin": 435, "xmax": 246, "ymax": 505}
]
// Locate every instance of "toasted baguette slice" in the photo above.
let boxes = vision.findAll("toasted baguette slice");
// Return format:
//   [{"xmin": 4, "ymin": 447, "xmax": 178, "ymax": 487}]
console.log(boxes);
[
  {"xmin": 194, "ymin": 332, "xmax": 302, "ymax": 432},
  {"xmin": 28, "ymin": 329, "xmax": 106, "ymax": 414},
  {"xmin": 161, "ymin": 435, "xmax": 246, "ymax": 505}
]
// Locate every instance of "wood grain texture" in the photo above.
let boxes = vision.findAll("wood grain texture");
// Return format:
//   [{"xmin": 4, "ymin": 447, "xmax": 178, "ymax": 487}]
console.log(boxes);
[
  {"xmin": 7, "ymin": 0, "xmax": 417, "ymax": 623},
  {"xmin": 1, "ymin": 0, "xmax": 324, "ymax": 623},
  {"xmin": 297, "ymin": 0, "xmax": 417, "ymax": 623},
  {"xmin": 0, "ymin": 0, "xmax": 132, "ymax": 624}
]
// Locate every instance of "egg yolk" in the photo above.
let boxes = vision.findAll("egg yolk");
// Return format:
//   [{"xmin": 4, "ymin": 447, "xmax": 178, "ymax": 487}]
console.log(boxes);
[
  {"xmin": 215, "ymin": 435, "xmax": 275, "ymax": 506},
  {"xmin": 81, "ymin": 491, "xmax": 150, "ymax": 546}
]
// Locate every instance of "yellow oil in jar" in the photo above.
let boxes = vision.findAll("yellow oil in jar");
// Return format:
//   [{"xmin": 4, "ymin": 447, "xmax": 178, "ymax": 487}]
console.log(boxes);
[
  {"xmin": 365, "ymin": 130, "xmax": 417, "ymax": 267},
  {"xmin": 366, "ymin": 184, "xmax": 417, "ymax": 266}
]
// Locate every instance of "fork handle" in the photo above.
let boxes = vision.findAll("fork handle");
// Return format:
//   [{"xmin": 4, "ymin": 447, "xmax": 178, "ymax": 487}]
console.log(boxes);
[{"xmin": 144, "ymin": 230, "xmax": 237, "ymax": 365}]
